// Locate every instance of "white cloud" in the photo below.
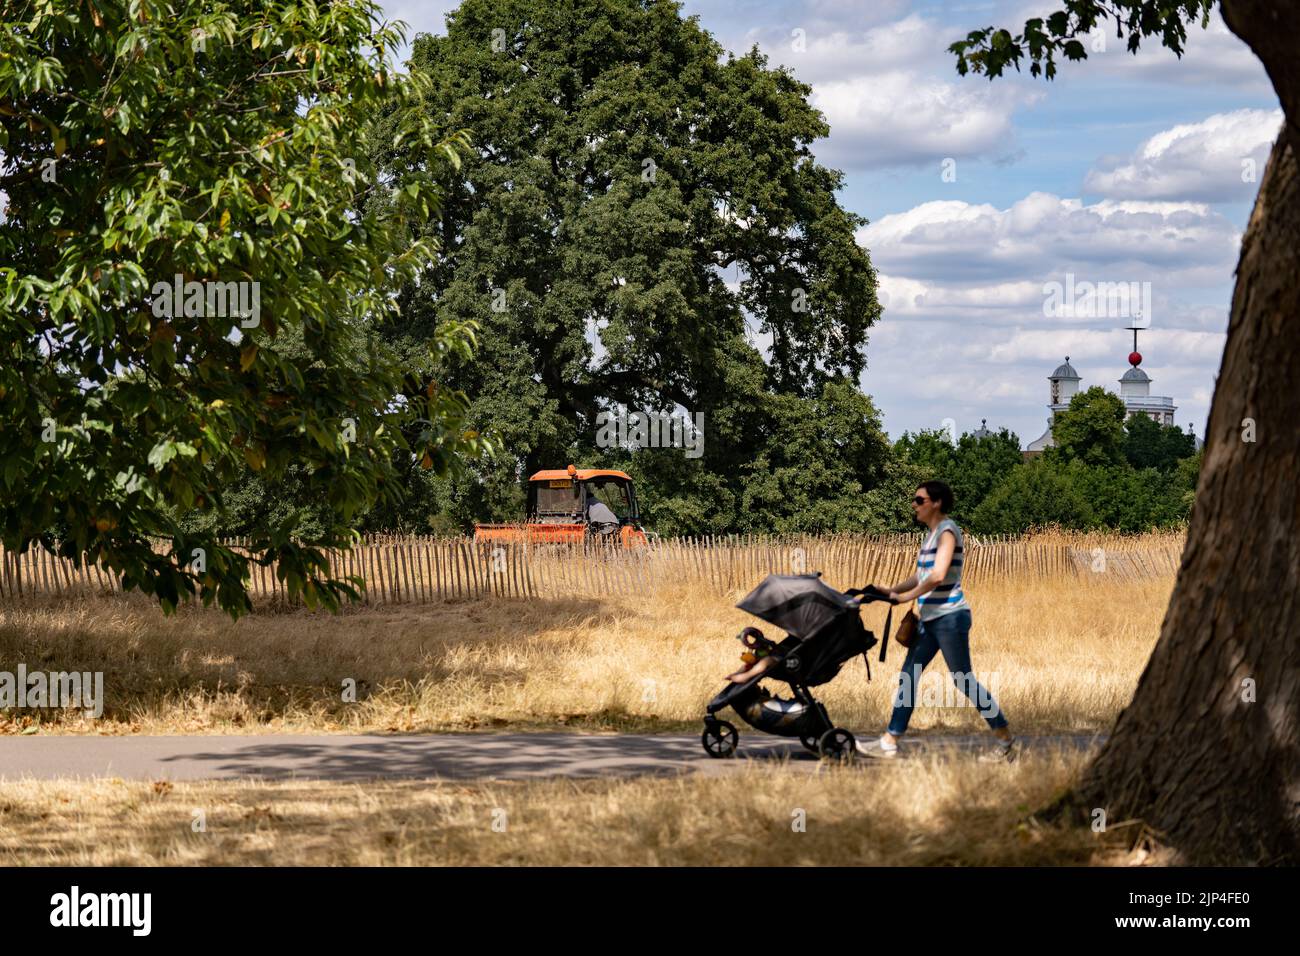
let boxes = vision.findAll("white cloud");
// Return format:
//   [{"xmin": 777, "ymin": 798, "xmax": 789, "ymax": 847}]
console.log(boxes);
[
  {"xmin": 1084, "ymin": 13, "xmax": 1274, "ymax": 94},
  {"xmin": 1084, "ymin": 108, "xmax": 1283, "ymax": 202},
  {"xmin": 811, "ymin": 70, "xmax": 1034, "ymax": 169},
  {"xmin": 759, "ymin": 14, "xmax": 941, "ymax": 84},
  {"xmin": 877, "ymin": 274, "xmax": 1044, "ymax": 319},
  {"xmin": 380, "ymin": 1, "xmax": 459, "ymax": 63},
  {"xmin": 855, "ymin": 186, "xmax": 1233, "ymax": 441},
  {"xmin": 859, "ymin": 192, "xmax": 1240, "ymax": 290},
  {"xmin": 978, "ymin": 328, "xmax": 1225, "ymax": 367},
  {"xmin": 728, "ymin": 12, "xmax": 1041, "ymax": 170}
]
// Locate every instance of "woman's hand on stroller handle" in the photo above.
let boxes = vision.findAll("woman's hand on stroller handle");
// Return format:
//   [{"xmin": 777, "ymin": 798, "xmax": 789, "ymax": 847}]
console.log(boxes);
[{"xmin": 849, "ymin": 584, "xmax": 898, "ymax": 605}]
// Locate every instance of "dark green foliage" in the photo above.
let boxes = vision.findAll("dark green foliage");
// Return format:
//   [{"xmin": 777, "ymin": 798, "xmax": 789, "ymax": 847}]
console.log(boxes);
[
  {"xmin": 894, "ymin": 426, "xmax": 1024, "ymax": 524},
  {"xmin": 1047, "ymin": 387, "xmax": 1128, "ymax": 466},
  {"xmin": 861, "ymin": 456, "xmax": 932, "ymax": 535},
  {"xmin": 1172, "ymin": 448, "xmax": 1203, "ymax": 515},
  {"xmin": 590, "ymin": 375, "xmax": 894, "ymax": 536},
  {"xmin": 1123, "ymin": 413, "xmax": 1198, "ymax": 471},
  {"xmin": 970, "ymin": 458, "xmax": 1094, "ymax": 532},
  {"xmin": 733, "ymin": 378, "xmax": 893, "ymax": 534},
  {"xmin": 948, "ymin": 382, "xmax": 1202, "ymax": 533},
  {"xmin": 376, "ymin": 0, "xmax": 884, "ymax": 533},
  {"xmin": 1, "ymin": 1, "xmax": 484, "ymax": 615},
  {"xmin": 1065, "ymin": 461, "xmax": 1192, "ymax": 532},
  {"xmin": 950, "ymin": 1, "xmax": 1216, "ymax": 81},
  {"xmin": 967, "ymin": 453, "xmax": 1200, "ymax": 534}
]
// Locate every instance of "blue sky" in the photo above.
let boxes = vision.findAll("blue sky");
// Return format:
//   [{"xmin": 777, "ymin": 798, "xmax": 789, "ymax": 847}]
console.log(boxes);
[{"xmin": 381, "ymin": 0, "xmax": 1281, "ymax": 446}]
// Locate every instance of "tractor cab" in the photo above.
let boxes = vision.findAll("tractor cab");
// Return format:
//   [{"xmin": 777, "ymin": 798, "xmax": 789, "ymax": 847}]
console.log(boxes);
[
  {"xmin": 528, "ymin": 466, "xmax": 642, "ymax": 535},
  {"xmin": 474, "ymin": 465, "xmax": 648, "ymax": 547}
]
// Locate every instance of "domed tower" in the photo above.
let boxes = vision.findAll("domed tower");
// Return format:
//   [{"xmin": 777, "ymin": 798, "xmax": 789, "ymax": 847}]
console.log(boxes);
[
  {"xmin": 1049, "ymin": 356, "xmax": 1081, "ymax": 411},
  {"xmin": 1119, "ymin": 362, "xmax": 1151, "ymax": 397},
  {"xmin": 1026, "ymin": 357, "xmax": 1081, "ymax": 454},
  {"xmin": 1119, "ymin": 329, "xmax": 1177, "ymax": 426}
]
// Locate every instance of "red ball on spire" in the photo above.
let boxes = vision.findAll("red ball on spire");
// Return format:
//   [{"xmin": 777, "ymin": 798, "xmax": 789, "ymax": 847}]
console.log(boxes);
[{"xmin": 1128, "ymin": 351, "xmax": 1142, "ymax": 366}]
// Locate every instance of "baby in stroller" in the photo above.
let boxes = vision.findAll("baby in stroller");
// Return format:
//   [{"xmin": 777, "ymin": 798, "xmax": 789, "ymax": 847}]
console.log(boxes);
[
  {"xmin": 724, "ymin": 626, "xmax": 786, "ymax": 683},
  {"xmin": 703, "ymin": 573, "xmax": 894, "ymax": 760}
]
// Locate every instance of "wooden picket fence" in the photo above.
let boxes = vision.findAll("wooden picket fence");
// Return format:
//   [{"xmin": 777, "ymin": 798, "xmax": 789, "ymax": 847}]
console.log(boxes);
[{"xmin": 0, "ymin": 530, "xmax": 1186, "ymax": 607}]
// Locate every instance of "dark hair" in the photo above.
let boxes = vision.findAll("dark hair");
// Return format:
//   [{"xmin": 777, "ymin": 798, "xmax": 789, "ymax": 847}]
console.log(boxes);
[{"xmin": 917, "ymin": 480, "xmax": 954, "ymax": 513}]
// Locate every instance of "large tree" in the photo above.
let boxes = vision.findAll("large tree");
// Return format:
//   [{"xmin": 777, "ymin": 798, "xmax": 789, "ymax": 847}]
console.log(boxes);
[
  {"xmin": 954, "ymin": 0, "xmax": 1298, "ymax": 863},
  {"xmin": 379, "ymin": 0, "xmax": 883, "ymax": 528},
  {"xmin": 1, "ymin": 1, "xmax": 482, "ymax": 616},
  {"xmin": 1046, "ymin": 387, "xmax": 1127, "ymax": 467},
  {"xmin": 1123, "ymin": 412, "xmax": 1197, "ymax": 471},
  {"xmin": 895, "ymin": 425, "xmax": 1025, "ymax": 524},
  {"xmin": 969, "ymin": 458, "xmax": 1094, "ymax": 533}
]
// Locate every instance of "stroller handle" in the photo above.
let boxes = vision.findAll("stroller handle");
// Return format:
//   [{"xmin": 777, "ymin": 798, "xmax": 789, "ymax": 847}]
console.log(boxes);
[{"xmin": 844, "ymin": 584, "xmax": 898, "ymax": 605}]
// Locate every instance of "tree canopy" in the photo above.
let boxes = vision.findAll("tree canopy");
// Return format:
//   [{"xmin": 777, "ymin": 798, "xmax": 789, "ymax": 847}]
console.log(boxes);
[
  {"xmin": 889, "ymin": 402, "xmax": 1199, "ymax": 534},
  {"xmin": 0, "ymin": 0, "xmax": 482, "ymax": 616},
  {"xmin": 894, "ymin": 426, "xmax": 1024, "ymax": 525},
  {"xmin": 1123, "ymin": 413, "xmax": 1197, "ymax": 471},
  {"xmin": 1047, "ymin": 387, "xmax": 1128, "ymax": 466},
  {"xmin": 375, "ymin": 0, "xmax": 883, "ymax": 533}
]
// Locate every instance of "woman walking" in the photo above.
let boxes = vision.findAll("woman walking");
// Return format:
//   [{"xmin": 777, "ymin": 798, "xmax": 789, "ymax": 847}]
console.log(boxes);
[{"xmin": 861, "ymin": 480, "xmax": 1016, "ymax": 761}]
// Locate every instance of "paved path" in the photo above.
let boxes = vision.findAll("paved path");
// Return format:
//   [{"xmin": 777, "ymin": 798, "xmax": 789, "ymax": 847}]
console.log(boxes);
[{"xmin": 0, "ymin": 733, "xmax": 1105, "ymax": 783}]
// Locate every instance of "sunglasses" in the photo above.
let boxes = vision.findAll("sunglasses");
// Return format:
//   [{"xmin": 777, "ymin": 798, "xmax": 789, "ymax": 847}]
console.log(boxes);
[{"xmin": 912, "ymin": 495, "xmax": 931, "ymax": 505}]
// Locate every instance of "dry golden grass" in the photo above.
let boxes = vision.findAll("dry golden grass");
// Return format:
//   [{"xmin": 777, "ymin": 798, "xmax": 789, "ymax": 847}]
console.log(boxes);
[
  {"xmin": 0, "ymin": 746, "xmax": 1165, "ymax": 866},
  {"xmin": 0, "ymin": 569, "xmax": 1172, "ymax": 736}
]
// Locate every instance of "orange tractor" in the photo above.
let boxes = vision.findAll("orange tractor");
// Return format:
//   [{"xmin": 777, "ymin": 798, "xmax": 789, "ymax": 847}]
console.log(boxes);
[{"xmin": 474, "ymin": 465, "xmax": 650, "ymax": 547}]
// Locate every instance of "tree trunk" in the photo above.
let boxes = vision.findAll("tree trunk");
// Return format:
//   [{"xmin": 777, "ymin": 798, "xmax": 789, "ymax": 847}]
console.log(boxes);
[{"xmin": 1064, "ymin": 0, "xmax": 1300, "ymax": 864}]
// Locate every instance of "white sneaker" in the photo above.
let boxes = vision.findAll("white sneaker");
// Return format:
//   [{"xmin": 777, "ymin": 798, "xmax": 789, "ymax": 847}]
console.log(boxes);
[
  {"xmin": 978, "ymin": 737, "xmax": 1018, "ymax": 763},
  {"xmin": 856, "ymin": 734, "xmax": 900, "ymax": 758}
]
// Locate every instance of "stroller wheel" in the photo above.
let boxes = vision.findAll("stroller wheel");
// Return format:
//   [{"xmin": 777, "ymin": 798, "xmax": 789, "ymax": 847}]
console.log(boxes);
[
  {"xmin": 800, "ymin": 735, "xmax": 822, "ymax": 755},
  {"xmin": 818, "ymin": 728, "xmax": 857, "ymax": 763},
  {"xmin": 702, "ymin": 719, "xmax": 739, "ymax": 758}
]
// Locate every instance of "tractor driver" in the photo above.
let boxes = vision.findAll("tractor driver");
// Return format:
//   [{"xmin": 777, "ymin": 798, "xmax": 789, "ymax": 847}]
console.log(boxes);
[{"xmin": 585, "ymin": 486, "xmax": 621, "ymax": 532}]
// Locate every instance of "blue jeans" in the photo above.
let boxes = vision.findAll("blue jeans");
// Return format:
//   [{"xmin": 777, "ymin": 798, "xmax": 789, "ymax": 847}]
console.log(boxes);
[{"xmin": 887, "ymin": 609, "xmax": 1008, "ymax": 735}]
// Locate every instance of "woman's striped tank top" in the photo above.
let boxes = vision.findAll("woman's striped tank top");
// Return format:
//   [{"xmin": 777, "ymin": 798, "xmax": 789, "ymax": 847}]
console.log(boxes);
[{"xmin": 916, "ymin": 517, "xmax": 970, "ymax": 621}]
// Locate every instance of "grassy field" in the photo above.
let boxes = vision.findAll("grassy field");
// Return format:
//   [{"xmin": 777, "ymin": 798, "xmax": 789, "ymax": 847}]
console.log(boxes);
[
  {"xmin": 0, "ymin": 569, "xmax": 1172, "ymax": 737},
  {"xmin": 0, "ymin": 747, "xmax": 1172, "ymax": 866},
  {"xmin": 0, "ymin": 541, "xmax": 1179, "ymax": 865}
]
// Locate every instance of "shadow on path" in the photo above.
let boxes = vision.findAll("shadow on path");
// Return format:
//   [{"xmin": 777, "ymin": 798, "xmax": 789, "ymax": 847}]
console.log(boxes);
[{"xmin": 0, "ymin": 732, "xmax": 1105, "ymax": 783}]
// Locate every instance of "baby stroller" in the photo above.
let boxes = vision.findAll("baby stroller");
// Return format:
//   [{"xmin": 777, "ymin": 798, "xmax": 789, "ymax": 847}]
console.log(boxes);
[{"xmin": 702, "ymin": 574, "xmax": 895, "ymax": 761}]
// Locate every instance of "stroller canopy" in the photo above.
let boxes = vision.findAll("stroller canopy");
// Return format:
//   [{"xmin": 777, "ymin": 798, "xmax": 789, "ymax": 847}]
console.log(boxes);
[{"xmin": 737, "ymin": 574, "xmax": 857, "ymax": 641}]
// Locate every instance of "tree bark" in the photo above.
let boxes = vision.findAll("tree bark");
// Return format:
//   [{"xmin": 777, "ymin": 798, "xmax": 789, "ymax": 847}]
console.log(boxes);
[{"xmin": 1065, "ymin": 0, "xmax": 1300, "ymax": 864}]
